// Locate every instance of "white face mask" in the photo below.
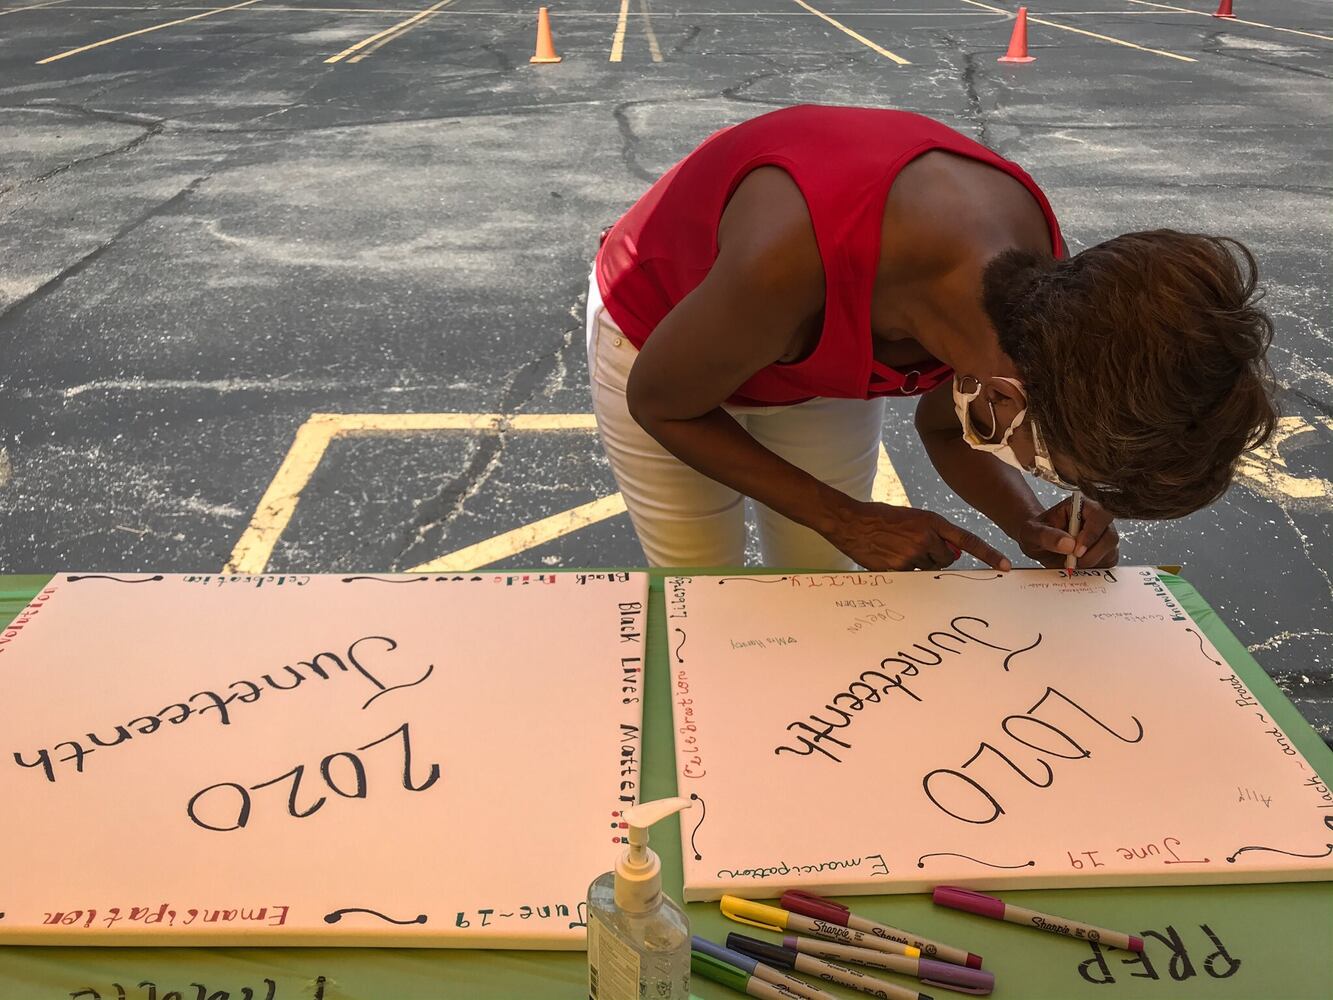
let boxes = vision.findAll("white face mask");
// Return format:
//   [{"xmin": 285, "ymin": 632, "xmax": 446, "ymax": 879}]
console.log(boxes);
[{"xmin": 952, "ymin": 375, "xmax": 1077, "ymax": 489}]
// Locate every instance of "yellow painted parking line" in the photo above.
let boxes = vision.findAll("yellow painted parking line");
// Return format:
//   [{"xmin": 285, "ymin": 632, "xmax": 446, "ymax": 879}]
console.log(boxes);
[
  {"xmin": 958, "ymin": 0, "xmax": 1196, "ymax": 62},
  {"xmin": 639, "ymin": 0, "xmax": 662, "ymax": 63},
  {"xmin": 410, "ymin": 493, "xmax": 630, "ymax": 572},
  {"xmin": 294, "ymin": 412, "xmax": 596, "ymax": 433},
  {"xmin": 345, "ymin": 13, "xmax": 425, "ymax": 61},
  {"xmin": 609, "ymin": 0, "xmax": 629, "ymax": 61},
  {"xmin": 1127, "ymin": 0, "xmax": 1333, "ymax": 44},
  {"xmin": 324, "ymin": 0, "xmax": 451, "ymax": 64},
  {"xmin": 345, "ymin": 0, "xmax": 452, "ymax": 62},
  {"xmin": 0, "ymin": 0, "xmax": 75, "ymax": 17},
  {"xmin": 228, "ymin": 411, "xmax": 915, "ymax": 575},
  {"xmin": 1236, "ymin": 416, "xmax": 1333, "ymax": 508},
  {"xmin": 36, "ymin": 0, "xmax": 262, "ymax": 63},
  {"xmin": 226, "ymin": 414, "xmax": 340, "ymax": 575},
  {"xmin": 226, "ymin": 412, "xmax": 601, "ymax": 574},
  {"xmin": 872, "ymin": 442, "xmax": 911, "ymax": 508},
  {"xmin": 414, "ymin": 440, "xmax": 912, "ymax": 572},
  {"xmin": 790, "ymin": 0, "xmax": 911, "ymax": 64}
]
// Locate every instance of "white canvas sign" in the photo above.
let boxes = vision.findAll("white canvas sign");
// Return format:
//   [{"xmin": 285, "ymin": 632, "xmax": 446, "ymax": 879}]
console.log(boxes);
[
  {"xmin": 668, "ymin": 569, "xmax": 1333, "ymax": 901},
  {"xmin": 0, "ymin": 571, "xmax": 648, "ymax": 947}
]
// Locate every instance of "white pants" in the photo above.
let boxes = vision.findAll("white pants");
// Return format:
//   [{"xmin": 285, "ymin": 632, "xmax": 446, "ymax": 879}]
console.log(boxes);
[{"xmin": 586, "ymin": 272, "xmax": 885, "ymax": 569}]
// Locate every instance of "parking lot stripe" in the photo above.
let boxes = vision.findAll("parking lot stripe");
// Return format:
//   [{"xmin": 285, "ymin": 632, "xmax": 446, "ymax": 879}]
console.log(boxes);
[
  {"xmin": 640, "ymin": 0, "xmax": 663, "ymax": 62},
  {"xmin": 409, "ymin": 493, "xmax": 630, "ymax": 572},
  {"xmin": 790, "ymin": 0, "xmax": 911, "ymax": 64},
  {"xmin": 0, "ymin": 0, "xmax": 74, "ymax": 17},
  {"xmin": 1127, "ymin": 0, "xmax": 1333, "ymax": 44},
  {"xmin": 873, "ymin": 443, "xmax": 911, "ymax": 508},
  {"xmin": 345, "ymin": 14, "xmax": 427, "ymax": 61},
  {"xmin": 410, "ymin": 442, "xmax": 915, "ymax": 573},
  {"xmin": 11, "ymin": 3, "xmax": 424, "ymax": 10},
  {"xmin": 225, "ymin": 414, "xmax": 340, "ymax": 575},
  {"xmin": 958, "ymin": 0, "xmax": 1196, "ymax": 62},
  {"xmin": 410, "ymin": 441, "xmax": 914, "ymax": 572},
  {"xmin": 1236, "ymin": 416, "xmax": 1333, "ymax": 508},
  {"xmin": 609, "ymin": 0, "xmax": 630, "ymax": 61},
  {"xmin": 324, "ymin": 0, "xmax": 452, "ymax": 64},
  {"xmin": 36, "ymin": 0, "xmax": 262, "ymax": 63},
  {"xmin": 229, "ymin": 412, "xmax": 914, "ymax": 574},
  {"xmin": 226, "ymin": 413, "xmax": 602, "ymax": 573},
  {"xmin": 346, "ymin": 0, "xmax": 456, "ymax": 61}
]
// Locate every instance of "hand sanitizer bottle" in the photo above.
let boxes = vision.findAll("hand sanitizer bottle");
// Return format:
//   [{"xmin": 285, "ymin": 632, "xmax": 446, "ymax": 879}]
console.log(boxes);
[{"xmin": 586, "ymin": 796, "xmax": 693, "ymax": 1000}]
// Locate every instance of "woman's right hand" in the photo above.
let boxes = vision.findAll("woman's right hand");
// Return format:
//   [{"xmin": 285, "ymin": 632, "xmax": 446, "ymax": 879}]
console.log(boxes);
[{"xmin": 822, "ymin": 499, "xmax": 1013, "ymax": 572}]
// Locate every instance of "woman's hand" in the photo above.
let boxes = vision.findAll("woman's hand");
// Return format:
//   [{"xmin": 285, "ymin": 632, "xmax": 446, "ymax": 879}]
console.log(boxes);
[
  {"xmin": 1016, "ymin": 495, "xmax": 1120, "ymax": 568},
  {"xmin": 823, "ymin": 500, "xmax": 1013, "ymax": 572}
]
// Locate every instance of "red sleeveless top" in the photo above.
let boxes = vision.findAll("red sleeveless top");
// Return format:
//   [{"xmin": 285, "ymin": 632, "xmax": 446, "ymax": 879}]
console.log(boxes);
[{"xmin": 595, "ymin": 105, "xmax": 1064, "ymax": 406}]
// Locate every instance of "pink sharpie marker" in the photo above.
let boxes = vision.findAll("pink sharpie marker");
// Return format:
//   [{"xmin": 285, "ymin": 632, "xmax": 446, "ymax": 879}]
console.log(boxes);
[{"xmin": 933, "ymin": 887, "xmax": 1144, "ymax": 952}]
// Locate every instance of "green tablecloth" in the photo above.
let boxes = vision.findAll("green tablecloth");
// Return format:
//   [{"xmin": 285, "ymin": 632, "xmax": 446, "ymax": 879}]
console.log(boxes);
[{"xmin": 1, "ymin": 571, "xmax": 1330, "ymax": 1000}]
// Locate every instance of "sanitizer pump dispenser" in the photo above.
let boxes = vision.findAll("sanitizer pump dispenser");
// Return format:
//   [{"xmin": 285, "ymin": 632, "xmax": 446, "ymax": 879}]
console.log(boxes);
[{"xmin": 586, "ymin": 796, "xmax": 693, "ymax": 1000}]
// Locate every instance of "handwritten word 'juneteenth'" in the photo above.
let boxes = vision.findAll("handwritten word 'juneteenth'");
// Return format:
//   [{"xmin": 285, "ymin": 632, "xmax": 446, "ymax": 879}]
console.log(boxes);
[
  {"xmin": 12, "ymin": 635, "xmax": 430, "ymax": 784},
  {"xmin": 774, "ymin": 615, "xmax": 1041, "ymax": 763}
]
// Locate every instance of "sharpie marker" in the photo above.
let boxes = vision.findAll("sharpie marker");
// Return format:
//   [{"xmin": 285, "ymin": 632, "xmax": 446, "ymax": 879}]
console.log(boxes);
[
  {"xmin": 721, "ymin": 896, "xmax": 920, "ymax": 958},
  {"xmin": 728, "ymin": 933, "xmax": 936, "ymax": 1000},
  {"xmin": 782, "ymin": 935, "xmax": 994, "ymax": 995},
  {"xmin": 1065, "ymin": 490, "xmax": 1084, "ymax": 577},
  {"xmin": 933, "ymin": 886, "xmax": 1143, "ymax": 953},
  {"xmin": 693, "ymin": 936, "xmax": 837, "ymax": 1000},
  {"xmin": 692, "ymin": 950, "xmax": 808, "ymax": 1000},
  {"xmin": 781, "ymin": 890, "xmax": 982, "ymax": 969}
]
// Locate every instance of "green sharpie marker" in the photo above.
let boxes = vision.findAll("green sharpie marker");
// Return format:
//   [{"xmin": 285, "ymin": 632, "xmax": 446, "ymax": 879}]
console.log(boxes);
[{"xmin": 692, "ymin": 950, "xmax": 809, "ymax": 1000}]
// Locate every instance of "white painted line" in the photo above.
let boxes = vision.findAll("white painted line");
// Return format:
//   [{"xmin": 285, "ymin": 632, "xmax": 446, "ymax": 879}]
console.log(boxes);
[
  {"xmin": 0, "ymin": 0, "xmax": 76, "ymax": 18},
  {"xmin": 37, "ymin": 0, "xmax": 262, "ymax": 64},
  {"xmin": 790, "ymin": 0, "xmax": 911, "ymax": 64},
  {"xmin": 1128, "ymin": 0, "xmax": 1333, "ymax": 44},
  {"xmin": 959, "ymin": 0, "xmax": 1197, "ymax": 62}
]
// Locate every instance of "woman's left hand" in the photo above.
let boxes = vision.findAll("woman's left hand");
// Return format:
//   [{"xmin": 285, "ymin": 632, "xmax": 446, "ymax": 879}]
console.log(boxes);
[{"xmin": 1015, "ymin": 496, "xmax": 1120, "ymax": 569}]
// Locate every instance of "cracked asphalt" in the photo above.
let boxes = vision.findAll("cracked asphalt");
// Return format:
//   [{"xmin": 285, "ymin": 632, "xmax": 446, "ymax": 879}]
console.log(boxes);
[{"xmin": 0, "ymin": 0, "xmax": 1330, "ymax": 739}]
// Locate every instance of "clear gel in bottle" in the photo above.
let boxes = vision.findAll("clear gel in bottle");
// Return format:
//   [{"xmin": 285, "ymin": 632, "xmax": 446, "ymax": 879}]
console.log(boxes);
[{"xmin": 586, "ymin": 796, "xmax": 692, "ymax": 1000}]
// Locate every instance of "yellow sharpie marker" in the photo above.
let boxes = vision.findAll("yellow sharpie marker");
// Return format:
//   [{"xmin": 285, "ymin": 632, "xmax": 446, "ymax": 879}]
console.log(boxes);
[{"xmin": 721, "ymin": 896, "xmax": 920, "ymax": 959}]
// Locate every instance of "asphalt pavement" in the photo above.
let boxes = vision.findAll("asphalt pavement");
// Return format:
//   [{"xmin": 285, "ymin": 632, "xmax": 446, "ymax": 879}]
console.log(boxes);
[{"xmin": 0, "ymin": 0, "xmax": 1330, "ymax": 737}]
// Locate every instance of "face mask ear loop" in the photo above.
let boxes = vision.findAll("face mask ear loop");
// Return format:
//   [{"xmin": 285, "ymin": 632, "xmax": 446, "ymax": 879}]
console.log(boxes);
[
  {"xmin": 983, "ymin": 385, "xmax": 1027, "ymax": 444},
  {"xmin": 958, "ymin": 376, "xmax": 1001, "ymax": 443},
  {"xmin": 980, "ymin": 399, "xmax": 1001, "ymax": 443}
]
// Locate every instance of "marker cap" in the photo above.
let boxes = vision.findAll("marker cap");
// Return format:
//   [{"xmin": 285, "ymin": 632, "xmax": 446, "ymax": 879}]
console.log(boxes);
[
  {"xmin": 693, "ymin": 936, "xmax": 759, "ymax": 975},
  {"xmin": 780, "ymin": 890, "xmax": 850, "ymax": 925},
  {"xmin": 920, "ymin": 957, "xmax": 995, "ymax": 996},
  {"xmin": 691, "ymin": 951, "xmax": 749, "ymax": 992},
  {"xmin": 727, "ymin": 932, "xmax": 798, "ymax": 970},
  {"xmin": 786, "ymin": 889, "xmax": 984, "ymax": 970},
  {"xmin": 720, "ymin": 895, "xmax": 790, "ymax": 932},
  {"xmin": 932, "ymin": 886, "xmax": 1005, "ymax": 920}
]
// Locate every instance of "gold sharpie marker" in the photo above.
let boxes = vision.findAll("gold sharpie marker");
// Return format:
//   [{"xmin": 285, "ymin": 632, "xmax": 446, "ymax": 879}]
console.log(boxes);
[{"xmin": 721, "ymin": 896, "xmax": 920, "ymax": 958}]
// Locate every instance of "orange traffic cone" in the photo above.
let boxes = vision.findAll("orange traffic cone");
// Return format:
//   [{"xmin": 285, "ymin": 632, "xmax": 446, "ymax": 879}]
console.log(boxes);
[
  {"xmin": 1213, "ymin": 0, "xmax": 1236, "ymax": 18},
  {"xmin": 530, "ymin": 7, "xmax": 562, "ymax": 64},
  {"xmin": 998, "ymin": 6, "xmax": 1036, "ymax": 63}
]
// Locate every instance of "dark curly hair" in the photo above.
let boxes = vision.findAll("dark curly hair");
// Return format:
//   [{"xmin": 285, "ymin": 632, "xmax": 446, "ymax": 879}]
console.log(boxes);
[{"xmin": 982, "ymin": 230, "xmax": 1279, "ymax": 519}]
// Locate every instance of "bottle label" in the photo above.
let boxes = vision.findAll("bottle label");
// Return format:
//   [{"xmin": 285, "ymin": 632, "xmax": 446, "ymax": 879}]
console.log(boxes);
[{"xmin": 588, "ymin": 910, "xmax": 642, "ymax": 1000}]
